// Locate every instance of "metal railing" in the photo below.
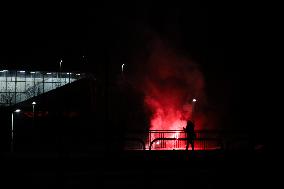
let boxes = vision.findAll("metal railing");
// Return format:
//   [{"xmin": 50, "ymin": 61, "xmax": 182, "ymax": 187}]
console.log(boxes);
[{"xmin": 124, "ymin": 130, "xmax": 226, "ymax": 151}]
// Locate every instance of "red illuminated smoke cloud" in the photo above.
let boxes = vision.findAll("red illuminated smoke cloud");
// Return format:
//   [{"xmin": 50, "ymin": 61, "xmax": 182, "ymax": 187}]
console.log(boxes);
[{"xmin": 134, "ymin": 38, "xmax": 206, "ymax": 130}]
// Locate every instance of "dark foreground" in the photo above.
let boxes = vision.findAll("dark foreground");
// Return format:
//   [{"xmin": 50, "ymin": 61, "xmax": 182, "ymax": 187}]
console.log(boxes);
[{"xmin": 1, "ymin": 150, "xmax": 273, "ymax": 189}]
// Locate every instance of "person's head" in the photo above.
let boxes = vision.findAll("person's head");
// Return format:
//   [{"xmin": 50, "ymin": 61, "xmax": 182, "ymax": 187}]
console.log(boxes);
[
  {"xmin": 187, "ymin": 120, "xmax": 193, "ymax": 123},
  {"xmin": 187, "ymin": 120, "xmax": 195, "ymax": 126}
]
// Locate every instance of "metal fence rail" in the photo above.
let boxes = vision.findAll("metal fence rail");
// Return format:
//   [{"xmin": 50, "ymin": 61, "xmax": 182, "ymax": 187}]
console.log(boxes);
[{"xmin": 124, "ymin": 130, "xmax": 249, "ymax": 151}]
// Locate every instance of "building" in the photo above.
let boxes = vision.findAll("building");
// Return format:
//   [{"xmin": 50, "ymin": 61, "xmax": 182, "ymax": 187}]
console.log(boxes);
[{"xmin": 0, "ymin": 70, "xmax": 83, "ymax": 106}]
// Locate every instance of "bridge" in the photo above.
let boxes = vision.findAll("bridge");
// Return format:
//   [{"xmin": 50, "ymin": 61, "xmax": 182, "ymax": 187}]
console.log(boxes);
[{"xmin": 0, "ymin": 70, "xmax": 84, "ymax": 106}]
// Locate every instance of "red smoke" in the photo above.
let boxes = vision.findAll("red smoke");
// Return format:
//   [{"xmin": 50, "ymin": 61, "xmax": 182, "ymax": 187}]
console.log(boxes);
[{"xmin": 133, "ymin": 37, "xmax": 207, "ymax": 131}]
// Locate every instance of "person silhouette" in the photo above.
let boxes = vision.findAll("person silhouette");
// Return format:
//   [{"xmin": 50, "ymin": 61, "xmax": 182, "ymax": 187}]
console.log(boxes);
[{"xmin": 183, "ymin": 120, "xmax": 196, "ymax": 151}]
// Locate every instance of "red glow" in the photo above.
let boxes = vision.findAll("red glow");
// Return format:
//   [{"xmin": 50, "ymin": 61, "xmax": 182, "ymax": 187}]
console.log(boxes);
[
  {"xmin": 129, "ymin": 37, "xmax": 220, "ymax": 150},
  {"xmin": 141, "ymin": 38, "xmax": 206, "ymax": 132}
]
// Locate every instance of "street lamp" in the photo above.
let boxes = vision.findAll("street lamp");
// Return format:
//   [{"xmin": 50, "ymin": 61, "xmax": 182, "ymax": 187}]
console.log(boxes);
[
  {"xmin": 11, "ymin": 109, "xmax": 21, "ymax": 152},
  {"xmin": 32, "ymin": 101, "xmax": 36, "ymax": 121},
  {"xmin": 59, "ymin": 59, "xmax": 63, "ymax": 86},
  {"xmin": 121, "ymin": 64, "xmax": 125, "ymax": 74},
  {"xmin": 191, "ymin": 98, "xmax": 197, "ymax": 121}
]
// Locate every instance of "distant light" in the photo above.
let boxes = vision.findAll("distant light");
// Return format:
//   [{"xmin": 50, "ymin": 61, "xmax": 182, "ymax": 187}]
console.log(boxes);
[
  {"xmin": 14, "ymin": 109, "xmax": 21, "ymax": 113},
  {"xmin": 30, "ymin": 72, "xmax": 36, "ymax": 74},
  {"xmin": 192, "ymin": 99, "xmax": 197, "ymax": 102},
  {"xmin": 46, "ymin": 73, "xmax": 51, "ymax": 75},
  {"xmin": 122, "ymin": 64, "xmax": 125, "ymax": 72},
  {"xmin": 32, "ymin": 102, "xmax": 36, "ymax": 105},
  {"xmin": 156, "ymin": 141, "xmax": 160, "ymax": 145},
  {"xmin": 66, "ymin": 73, "xmax": 71, "ymax": 75},
  {"xmin": 2, "ymin": 70, "xmax": 8, "ymax": 72},
  {"xmin": 175, "ymin": 133, "xmax": 178, "ymax": 139},
  {"xmin": 76, "ymin": 73, "xmax": 81, "ymax": 76},
  {"xmin": 19, "ymin": 71, "xmax": 25, "ymax": 73}
]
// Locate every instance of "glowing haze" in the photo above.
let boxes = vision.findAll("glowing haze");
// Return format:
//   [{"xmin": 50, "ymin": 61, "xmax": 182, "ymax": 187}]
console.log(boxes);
[{"xmin": 132, "ymin": 37, "xmax": 207, "ymax": 131}]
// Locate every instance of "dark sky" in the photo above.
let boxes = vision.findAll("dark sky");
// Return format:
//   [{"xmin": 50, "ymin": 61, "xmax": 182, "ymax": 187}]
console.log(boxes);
[{"xmin": 1, "ymin": 2, "xmax": 247, "ymax": 71}]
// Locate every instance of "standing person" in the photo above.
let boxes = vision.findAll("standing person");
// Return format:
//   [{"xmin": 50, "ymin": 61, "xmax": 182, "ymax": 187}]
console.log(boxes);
[{"xmin": 183, "ymin": 120, "xmax": 196, "ymax": 151}]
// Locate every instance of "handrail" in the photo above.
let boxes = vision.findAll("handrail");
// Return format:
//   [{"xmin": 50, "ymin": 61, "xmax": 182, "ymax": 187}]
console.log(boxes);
[{"xmin": 149, "ymin": 137, "xmax": 224, "ymax": 150}]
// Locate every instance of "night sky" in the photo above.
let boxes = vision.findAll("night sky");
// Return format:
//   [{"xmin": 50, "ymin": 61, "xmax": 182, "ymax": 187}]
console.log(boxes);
[{"xmin": 1, "ymin": 2, "xmax": 270, "ymax": 142}]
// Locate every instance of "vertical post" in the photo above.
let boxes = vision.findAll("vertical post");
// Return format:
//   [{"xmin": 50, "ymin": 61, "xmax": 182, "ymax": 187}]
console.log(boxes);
[
  {"xmin": 60, "ymin": 59, "xmax": 62, "ymax": 73},
  {"xmin": 59, "ymin": 59, "xmax": 62, "ymax": 87},
  {"xmin": 121, "ymin": 64, "xmax": 125, "ymax": 76},
  {"xmin": 191, "ymin": 98, "xmax": 197, "ymax": 122},
  {"xmin": 149, "ymin": 130, "xmax": 151, "ymax": 150},
  {"xmin": 32, "ymin": 102, "xmax": 36, "ymax": 127},
  {"xmin": 33, "ymin": 105, "xmax": 34, "ymax": 117},
  {"xmin": 15, "ymin": 71, "xmax": 17, "ymax": 104},
  {"xmin": 33, "ymin": 104, "xmax": 35, "ymax": 121},
  {"xmin": 42, "ymin": 73, "xmax": 44, "ymax": 94},
  {"xmin": 33, "ymin": 72, "xmax": 35, "ymax": 97},
  {"xmin": 24, "ymin": 70, "xmax": 26, "ymax": 92},
  {"xmin": 11, "ymin": 109, "xmax": 21, "ymax": 152},
  {"xmin": 5, "ymin": 70, "xmax": 8, "ymax": 106},
  {"xmin": 11, "ymin": 112, "xmax": 13, "ymax": 152}
]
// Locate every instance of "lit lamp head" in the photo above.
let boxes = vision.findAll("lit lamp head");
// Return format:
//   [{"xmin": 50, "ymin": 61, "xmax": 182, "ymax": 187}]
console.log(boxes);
[
  {"xmin": 14, "ymin": 109, "xmax": 21, "ymax": 113},
  {"xmin": 192, "ymin": 98, "xmax": 197, "ymax": 102},
  {"xmin": 32, "ymin": 102, "xmax": 36, "ymax": 105},
  {"xmin": 122, "ymin": 64, "xmax": 125, "ymax": 72}
]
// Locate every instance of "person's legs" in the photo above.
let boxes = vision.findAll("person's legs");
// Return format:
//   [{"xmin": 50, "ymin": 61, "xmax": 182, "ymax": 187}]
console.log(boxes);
[
  {"xmin": 191, "ymin": 140, "xmax": 194, "ymax": 151},
  {"xmin": 186, "ymin": 140, "xmax": 189, "ymax": 150}
]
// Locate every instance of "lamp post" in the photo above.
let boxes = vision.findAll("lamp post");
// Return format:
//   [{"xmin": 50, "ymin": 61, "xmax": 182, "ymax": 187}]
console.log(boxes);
[
  {"xmin": 32, "ymin": 101, "xmax": 36, "ymax": 122},
  {"xmin": 121, "ymin": 63, "xmax": 126, "ymax": 81},
  {"xmin": 191, "ymin": 98, "xmax": 197, "ymax": 122},
  {"xmin": 121, "ymin": 63, "xmax": 125, "ymax": 73},
  {"xmin": 59, "ymin": 59, "xmax": 62, "ymax": 87},
  {"xmin": 11, "ymin": 109, "xmax": 21, "ymax": 152}
]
